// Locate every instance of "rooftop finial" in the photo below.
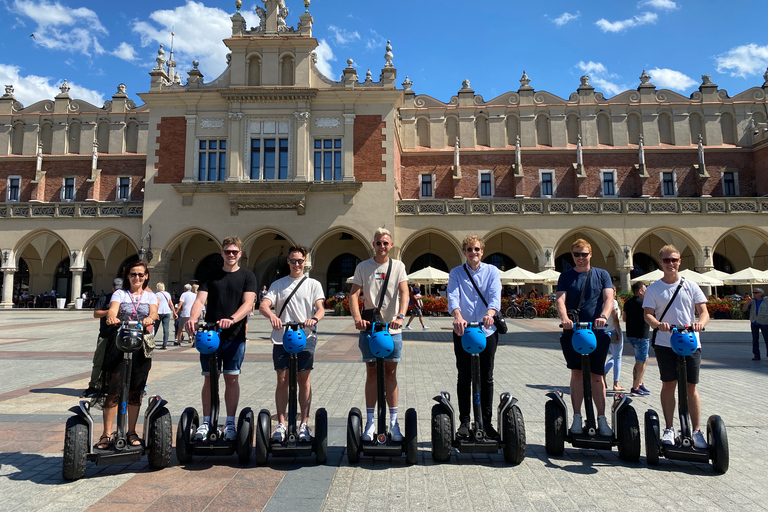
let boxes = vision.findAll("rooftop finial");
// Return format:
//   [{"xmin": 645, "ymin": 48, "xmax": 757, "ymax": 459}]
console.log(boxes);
[
  {"xmin": 304, "ymin": 0, "xmax": 310, "ymax": 12},
  {"xmin": 519, "ymin": 70, "xmax": 531, "ymax": 88},
  {"xmin": 384, "ymin": 40, "xmax": 393, "ymax": 68},
  {"xmin": 639, "ymin": 69, "xmax": 651, "ymax": 84},
  {"xmin": 235, "ymin": 0, "xmax": 241, "ymax": 12},
  {"xmin": 59, "ymin": 79, "xmax": 70, "ymax": 95}
]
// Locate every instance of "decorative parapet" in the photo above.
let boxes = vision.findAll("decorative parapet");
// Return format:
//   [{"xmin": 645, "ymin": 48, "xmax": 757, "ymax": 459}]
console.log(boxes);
[{"xmin": 0, "ymin": 201, "xmax": 143, "ymax": 219}]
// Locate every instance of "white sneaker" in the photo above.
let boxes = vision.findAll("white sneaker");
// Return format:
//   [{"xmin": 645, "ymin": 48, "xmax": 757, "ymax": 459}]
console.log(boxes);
[
  {"xmin": 597, "ymin": 415, "xmax": 613, "ymax": 437},
  {"xmin": 423, "ymin": 326, "xmax": 430, "ymax": 330},
  {"xmin": 692, "ymin": 429, "xmax": 708, "ymax": 449},
  {"xmin": 362, "ymin": 420, "xmax": 375, "ymax": 441},
  {"xmin": 404, "ymin": 325, "xmax": 412, "ymax": 330},
  {"xmin": 661, "ymin": 428, "xmax": 676, "ymax": 445},
  {"xmin": 390, "ymin": 422, "xmax": 403, "ymax": 442},
  {"xmin": 299, "ymin": 423, "xmax": 311, "ymax": 442},
  {"xmin": 570, "ymin": 413, "xmax": 583, "ymax": 434},
  {"xmin": 223, "ymin": 423, "xmax": 237, "ymax": 441},
  {"xmin": 272, "ymin": 423, "xmax": 287, "ymax": 442},
  {"xmin": 194, "ymin": 422, "xmax": 210, "ymax": 441}
]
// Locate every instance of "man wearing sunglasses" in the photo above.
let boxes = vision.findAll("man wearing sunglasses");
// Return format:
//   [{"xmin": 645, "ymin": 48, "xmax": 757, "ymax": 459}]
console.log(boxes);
[
  {"xmin": 643, "ymin": 244, "xmax": 709, "ymax": 449},
  {"xmin": 186, "ymin": 236, "xmax": 258, "ymax": 442},
  {"xmin": 259, "ymin": 245, "xmax": 325, "ymax": 443},
  {"xmin": 349, "ymin": 228, "xmax": 409, "ymax": 442},
  {"xmin": 741, "ymin": 287, "xmax": 768, "ymax": 361},
  {"xmin": 555, "ymin": 239, "xmax": 615, "ymax": 437}
]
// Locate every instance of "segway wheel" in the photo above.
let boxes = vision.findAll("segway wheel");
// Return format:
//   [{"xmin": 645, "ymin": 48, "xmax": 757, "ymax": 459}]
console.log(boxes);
[
  {"xmin": 544, "ymin": 399, "xmax": 565, "ymax": 456},
  {"xmin": 503, "ymin": 404, "xmax": 526, "ymax": 465},
  {"xmin": 430, "ymin": 404, "xmax": 452, "ymax": 463},
  {"xmin": 236, "ymin": 408, "xmax": 254, "ymax": 465},
  {"xmin": 254, "ymin": 409, "xmax": 271, "ymax": 465},
  {"xmin": 347, "ymin": 407, "xmax": 362, "ymax": 464},
  {"xmin": 707, "ymin": 415, "xmax": 729, "ymax": 474},
  {"xmin": 315, "ymin": 408, "xmax": 328, "ymax": 465},
  {"xmin": 616, "ymin": 407, "xmax": 641, "ymax": 463},
  {"xmin": 62, "ymin": 415, "xmax": 88, "ymax": 481},
  {"xmin": 524, "ymin": 306, "xmax": 536, "ymax": 319},
  {"xmin": 176, "ymin": 407, "xmax": 199, "ymax": 464},
  {"xmin": 644, "ymin": 409, "xmax": 660, "ymax": 466},
  {"xmin": 147, "ymin": 407, "xmax": 173, "ymax": 469},
  {"xmin": 404, "ymin": 408, "xmax": 418, "ymax": 465}
]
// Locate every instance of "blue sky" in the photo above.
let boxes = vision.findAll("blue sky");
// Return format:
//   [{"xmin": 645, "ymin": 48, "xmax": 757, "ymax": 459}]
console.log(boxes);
[{"xmin": 0, "ymin": 0, "xmax": 766, "ymax": 108}]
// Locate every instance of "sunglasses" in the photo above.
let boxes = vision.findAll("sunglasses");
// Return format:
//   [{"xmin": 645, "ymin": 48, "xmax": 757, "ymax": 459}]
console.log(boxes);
[
  {"xmin": 465, "ymin": 247, "xmax": 482, "ymax": 253},
  {"xmin": 129, "ymin": 273, "xmax": 145, "ymax": 278},
  {"xmin": 289, "ymin": 258, "xmax": 305, "ymax": 265},
  {"xmin": 661, "ymin": 258, "xmax": 680, "ymax": 264},
  {"xmin": 374, "ymin": 241, "xmax": 390, "ymax": 247},
  {"xmin": 572, "ymin": 252, "xmax": 590, "ymax": 258},
  {"xmin": 223, "ymin": 249, "xmax": 240, "ymax": 256}
]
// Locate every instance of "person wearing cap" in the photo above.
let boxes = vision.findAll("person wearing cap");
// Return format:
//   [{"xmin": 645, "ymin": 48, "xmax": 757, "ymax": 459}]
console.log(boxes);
[
  {"xmin": 742, "ymin": 287, "xmax": 768, "ymax": 360},
  {"xmin": 80, "ymin": 277, "xmax": 122, "ymax": 398}
]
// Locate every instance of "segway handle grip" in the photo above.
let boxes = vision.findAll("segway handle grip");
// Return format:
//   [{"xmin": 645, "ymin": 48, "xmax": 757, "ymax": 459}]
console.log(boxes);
[
  {"xmin": 121, "ymin": 320, "xmax": 139, "ymax": 328},
  {"xmin": 668, "ymin": 324, "xmax": 705, "ymax": 332},
  {"xmin": 559, "ymin": 321, "xmax": 591, "ymax": 330},
  {"xmin": 198, "ymin": 322, "xmax": 220, "ymax": 332},
  {"xmin": 283, "ymin": 321, "xmax": 305, "ymax": 330},
  {"xmin": 467, "ymin": 321, "xmax": 480, "ymax": 328}
]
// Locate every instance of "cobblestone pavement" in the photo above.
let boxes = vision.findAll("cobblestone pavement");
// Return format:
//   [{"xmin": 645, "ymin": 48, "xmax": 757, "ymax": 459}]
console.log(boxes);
[{"xmin": 0, "ymin": 310, "xmax": 766, "ymax": 511}]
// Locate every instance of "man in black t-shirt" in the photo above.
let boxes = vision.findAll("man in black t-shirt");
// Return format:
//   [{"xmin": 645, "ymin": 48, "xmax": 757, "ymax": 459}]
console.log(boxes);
[
  {"xmin": 622, "ymin": 281, "xmax": 651, "ymax": 396},
  {"xmin": 185, "ymin": 236, "xmax": 258, "ymax": 442},
  {"xmin": 80, "ymin": 278, "xmax": 122, "ymax": 398}
]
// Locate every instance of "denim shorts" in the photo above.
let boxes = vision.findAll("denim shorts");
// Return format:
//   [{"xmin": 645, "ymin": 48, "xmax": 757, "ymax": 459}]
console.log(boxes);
[
  {"xmin": 273, "ymin": 343, "xmax": 314, "ymax": 371},
  {"xmin": 627, "ymin": 337, "xmax": 650, "ymax": 362},
  {"xmin": 358, "ymin": 331, "xmax": 402, "ymax": 363},
  {"xmin": 200, "ymin": 338, "xmax": 246, "ymax": 376}
]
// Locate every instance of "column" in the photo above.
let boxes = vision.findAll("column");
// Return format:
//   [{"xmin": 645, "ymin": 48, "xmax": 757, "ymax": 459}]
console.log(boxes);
[
  {"xmin": 183, "ymin": 115, "xmax": 197, "ymax": 182},
  {"xmin": 343, "ymin": 113, "xmax": 355, "ymax": 181},
  {"xmin": 227, "ymin": 112, "xmax": 244, "ymax": 181},
  {"xmin": 294, "ymin": 111, "xmax": 310, "ymax": 180},
  {"xmin": 1, "ymin": 269, "xmax": 15, "ymax": 309},
  {"xmin": 70, "ymin": 268, "xmax": 84, "ymax": 308},
  {"xmin": 619, "ymin": 269, "xmax": 631, "ymax": 294}
]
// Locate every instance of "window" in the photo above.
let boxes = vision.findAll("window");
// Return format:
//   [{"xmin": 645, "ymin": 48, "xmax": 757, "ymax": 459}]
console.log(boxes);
[
  {"xmin": 251, "ymin": 138, "xmax": 288, "ymax": 180},
  {"xmin": 6, "ymin": 176, "xmax": 21, "ymax": 202},
  {"xmin": 661, "ymin": 171, "xmax": 677, "ymax": 197},
  {"xmin": 722, "ymin": 171, "xmax": 738, "ymax": 196},
  {"xmin": 539, "ymin": 170, "xmax": 555, "ymax": 197},
  {"xmin": 198, "ymin": 140, "xmax": 227, "ymax": 181},
  {"xmin": 601, "ymin": 169, "xmax": 617, "ymax": 197},
  {"xmin": 62, "ymin": 177, "xmax": 75, "ymax": 202},
  {"xmin": 313, "ymin": 139, "xmax": 342, "ymax": 181},
  {"xmin": 117, "ymin": 177, "xmax": 131, "ymax": 201},
  {"xmin": 420, "ymin": 174, "xmax": 434, "ymax": 198},
  {"xmin": 478, "ymin": 170, "xmax": 494, "ymax": 197}
]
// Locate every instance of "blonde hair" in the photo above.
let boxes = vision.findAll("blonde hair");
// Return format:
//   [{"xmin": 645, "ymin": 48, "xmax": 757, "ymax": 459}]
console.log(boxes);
[
  {"xmin": 462, "ymin": 234, "xmax": 485, "ymax": 251},
  {"xmin": 191, "ymin": 284, "xmax": 199, "ymax": 293},
  {"xmin": 373, "ymin": 227, "xmax": 392, "ymax": 242},
  {"xmin": 658, "ymin": 244, "xmax": 680, "ymax": 258},
  {"xmin": 155, "ymin": 282, "xmax": 165, "ymax": 291},
  {"xmin": 572, "ymin": 239, "xmax": 592, "ymax": 253}
]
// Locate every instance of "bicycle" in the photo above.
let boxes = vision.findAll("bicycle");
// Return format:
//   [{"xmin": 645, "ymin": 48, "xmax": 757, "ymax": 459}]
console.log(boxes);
[{"xmin": 504, "ymin": 300, "xmax": 537, "ymax": 319}]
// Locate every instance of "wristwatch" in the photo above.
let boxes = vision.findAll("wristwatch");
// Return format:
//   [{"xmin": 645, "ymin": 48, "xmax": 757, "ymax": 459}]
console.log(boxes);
[
  {"xmin": 228, "ymin": 316, "xmax": 235, "ymax": 322},
  {"xmin": 599, "ymin": 314, "xmax": 607, "ymax": 320},
  {"xmin": 396, "ymin": 314, "xmax": 404, "ymax": 320}
]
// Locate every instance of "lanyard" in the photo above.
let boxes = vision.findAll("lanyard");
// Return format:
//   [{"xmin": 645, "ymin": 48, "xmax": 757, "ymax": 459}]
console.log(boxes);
[{"xmin": 129, "ymin": 291, "xmax": 143, "ymax": 320}]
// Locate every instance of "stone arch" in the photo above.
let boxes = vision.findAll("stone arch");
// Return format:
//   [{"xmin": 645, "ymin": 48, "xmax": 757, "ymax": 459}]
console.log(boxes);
[
  {"xmin": 445, "ymin": 115, "xmax": 459, "ymax": 147},
  {"xmin": 247, "ymin": 52, "xmax": 262, "ymax": 86},
  {"xmin": 310, "ymin": 227, "xmax": 371, "ymax": 295},
  {"xmin": 242, "ymin": 227, "xmax": 298, "ymax": 289},
  {"xmin": 484, "ymin": 226, "xmax": 543, "ymax": 270},
  {"xmin": 597, "ymin": 113, "xmax": 612, "ymax": 146},
  {"xmin": 416, "ymin": 116, "xmax": 430, "ymax": 147},
  {"xmin": 632, "ymin": 226, "xmax": 701, "ymax": 271},
  {"xmin": 399, "ymin": 228, "xmax": 463, "ymax": 273},
  {"xmin": 162, "ymin": 228, "xmax": 222, "ymax": 296},
  {"xmin": 81, "ymin": 229, "xmax": 140, "ymax": 294},
  {"xmin": 712, "ymin": 226, "xmax": 768, "ymax": 271},
  {"xmin": 506, "ymin": 114, "xmax": 519, "ymax": 146},
  {"xmin": 554, "ymin": 227, "xmax": 622, "ymax": 275},
  {"xmin": 535, "ymin": 114, "xmax": 551, "ymax": 146},
  {"xmin": 13, "ymin": 229, "xmax": 72, "ymax": 296},
  {"xmin": 475, "ymin": 115, "xmax": 489, "ymax": 147}
]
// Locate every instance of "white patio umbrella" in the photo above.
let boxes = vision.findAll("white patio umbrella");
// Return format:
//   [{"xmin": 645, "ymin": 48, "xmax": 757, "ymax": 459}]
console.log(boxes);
[
  {"xmin": 499, "ymin": 266, "xmax": 544, "ymax": 283},
  {"xmin": 678, "ymin": 268, "xmax": 724, "ymax": 287},
  {"xmin": 722, "ymin": 267, "xmax": 768, "ymax": 293},
  {"xmin": 702, "ymin": 269, "xmax": 732, "ymax": 281},
  {"xmin": 406, "ymin": 266, "xmax": 450, "ymax": 284},
  {"xmin": 630, "ymin": 269, "xmax": 663, "ymax": 284},
  {"xmin": 534, "ymin": 268, "xmax": 561, "ymax": 285}
]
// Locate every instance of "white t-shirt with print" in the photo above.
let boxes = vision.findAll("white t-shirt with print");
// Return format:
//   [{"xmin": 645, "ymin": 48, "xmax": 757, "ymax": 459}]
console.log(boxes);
[
  {"xmin": 643, "ymin": 278, "xmax": 707, "ymax": 349},
  {"xmin": 264, "ymin": 275, "xmax": 325, "ymax": 346},
  {"xmin": 351, "ymin": 257, "xmax": 407, "ymax": 333},
  {"xmin": 111, "ymin": 289, "xmax": 158, "ymax": 323}
]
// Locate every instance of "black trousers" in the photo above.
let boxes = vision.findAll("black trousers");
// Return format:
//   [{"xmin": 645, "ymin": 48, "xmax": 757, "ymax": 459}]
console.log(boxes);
[
  {"xmin": 751, "ymin": 323, "xmax": 768, "ymax": 358},
  {"xmin": 453, "ymin": 331, "xmax": 498, "ymax": 425}
]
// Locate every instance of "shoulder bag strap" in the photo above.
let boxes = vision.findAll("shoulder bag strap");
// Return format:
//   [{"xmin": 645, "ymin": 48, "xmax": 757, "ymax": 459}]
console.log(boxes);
[
  {"xmin": 464, "ymin": 264, "xmax": 489, "ymax": 308},
  {"xmin": 576, "ymin": 268, "xmax": 592, "ymax": 312},
  {"xmin": 375, "ymin": 259, "xmax": 394, "ymax": 313},
  {"xmin": 277, "ymin": 276, "xmax": 308, "ymax": 319},
  {"xmin": 655, "ymin": 277, "xmax": 686, "ymax": 324}
]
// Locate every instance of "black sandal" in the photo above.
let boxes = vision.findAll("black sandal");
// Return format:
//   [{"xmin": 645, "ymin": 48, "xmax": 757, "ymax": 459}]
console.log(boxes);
[
  {"xmin": 127, "ymin": 431, "xmax": 142, "ymax": 447},
  {"xmin": 95, "ymin": 434, "xmax": 111, "ymax": 450}
]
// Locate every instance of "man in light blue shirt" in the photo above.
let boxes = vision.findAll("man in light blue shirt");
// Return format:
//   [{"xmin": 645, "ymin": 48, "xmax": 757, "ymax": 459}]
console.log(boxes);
[{"xmin": 447, "ymin": 234, "xmax": 501, "ymax": 439}]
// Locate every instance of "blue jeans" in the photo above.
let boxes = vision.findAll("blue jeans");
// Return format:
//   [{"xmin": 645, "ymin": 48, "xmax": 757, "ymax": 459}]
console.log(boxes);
[
  {"xmin": 751, "ymin": 323, "xmax": 768, "ymax": 358},
  {"xmin": 154, "ymin": 314, "xmax": 171, "ymax": 347}
]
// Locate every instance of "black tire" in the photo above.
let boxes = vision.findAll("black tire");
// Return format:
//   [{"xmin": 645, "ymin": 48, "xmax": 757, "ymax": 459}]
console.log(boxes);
[
  {"xmin": 430, "ymin": 404, "xmax": 452, "ymax": 463},
  {"xmin": 503, "ymin": 405, "xmax": 526, "ymax": 465},
  {"xmin": 405, "ymin": 408, "xmax": 418, "ymax": 465},
  {"xmin": 175, "ymin": 407, "xmax": 198, "ymax": 464},
  {"xmin": 255, "ymin": 409, "xmax": 271, "ymax": 465},
  {"xmin": 707, "ymin": 415, "xmax": 729, "ymax": 474},
  {"xmin": 236, "ymin": 408, "xmax": 254, "ymax": 465},
  {"xmin": 616, "ymin": 407, "xmax": 641, "ymax": 462},
  {"xmin": 644, "ymin": 409, "xmax": 660, "ymax": 466},
  {"xmin": 544, "ymin": 399, "xmax": 565, "ymax": 456},
  {"xmin": 524, "ymin": 306, "xmax": 536, "ymax": 319},
  {"xmin": 504, "ymin": 306, "xmax": 514, "ymax": 319},
  {"xmin": 62, "ymin": 415, "xmax": 88, "ymax": 480},
  {"xmin": 347, "ymin": 407, "xmax": 362, "ymax": 464},
  {"xmin": 147, "ymin": 407, "xmax": 173, "ymax": 469},
  {"xmin": 315, "ymin": 408, "xmax": 328, "ymax": 465}
]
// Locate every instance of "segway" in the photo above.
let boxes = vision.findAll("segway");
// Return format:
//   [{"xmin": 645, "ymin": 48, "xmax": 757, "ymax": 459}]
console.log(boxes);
[
  {"xmin": 645, "ymin": 325, "xmax": 728, "ymax": 473},
  {"xmin": 63, "ymin": 321, "xmax": 172, "ymax": 480},
  {"xmin": 431, "ymin": 322, "xmax": 526, "ymax": 464},
  {"xmin": 545, "ymin": 322, "xmax": 640, "ymax": 462},
  {"xmin": 347, "ymin": 322, "xmax": 418, "ymax": 464},
  {"xmin": 175, "ymin": 323, "xmax": 254, "ymax": 464},
  {"xmin": 254, "ymin": 322, "xmax": 328, "ymax": 464}
]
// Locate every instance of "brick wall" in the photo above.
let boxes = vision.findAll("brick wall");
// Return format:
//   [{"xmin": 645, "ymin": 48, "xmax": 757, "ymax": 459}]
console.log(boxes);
[
  {"xmin": 755, "ymin": 144, "xmax": 768, "ymax": 196},
  {"xmin": 354, "ymin": 115, "xmax": 386, "ymax": 182},
  {"xmin": 154, "ymin": 117, "xmax": 186, "ymax": 184}
]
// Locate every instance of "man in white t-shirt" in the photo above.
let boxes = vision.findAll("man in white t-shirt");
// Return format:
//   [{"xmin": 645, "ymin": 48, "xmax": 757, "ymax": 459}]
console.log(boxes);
[
  {"xmin": 643, "ymin": 244, "xmax": 709, "ymax": 449},
  {"xmin": 348, "ymin": 228, "xmax": 409, "ymax": 442},
  {"xmin": 259, "ymin": 246, "xmax": 326, "ymax": 443},
  {"xmin": 175, "ymin": 284, "xmax": 196, "ymax": 345}
]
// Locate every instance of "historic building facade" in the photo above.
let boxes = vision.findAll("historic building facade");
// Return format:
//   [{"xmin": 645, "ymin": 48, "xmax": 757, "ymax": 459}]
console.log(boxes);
[{"xmin": 1, "ymin": 0, "xmax": 768, "ymax": 307}]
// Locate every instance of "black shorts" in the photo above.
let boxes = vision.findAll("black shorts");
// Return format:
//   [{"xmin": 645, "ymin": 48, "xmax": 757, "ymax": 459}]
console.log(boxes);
[
  {"xmin": 560, "ymin": 329, "xmax": 611, "ymax": 375},
  {"xmin": 654, "ymin": 345, "xmax": 701, "ymax": 384},
  {"xmin": 272, "ymin": 343, "xmax": 314, "ymax": 372}
]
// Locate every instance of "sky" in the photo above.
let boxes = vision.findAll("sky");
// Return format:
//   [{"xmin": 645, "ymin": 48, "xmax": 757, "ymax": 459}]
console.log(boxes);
[{"xmin": 0, "ymin": 0, "xmax": 766, "ymax": 108}]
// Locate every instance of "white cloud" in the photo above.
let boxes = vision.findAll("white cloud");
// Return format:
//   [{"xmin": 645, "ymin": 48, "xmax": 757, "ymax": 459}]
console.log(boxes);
[
  {"xmin": 0, "ymin": 63, "xmax": 104, "ymax": 107},
  {"xmin": 596, "ymin": 12, "xmax": 658, "ymax": 33},
  {"xmin": 132, "ymin": 1, "xmax": 231, "ymax": 82},
  {"xmin": 364, "ymin": 29, "xmax": 386, "ymax": 52},
  {"xmin": 638, "ymin": 0, "xmax": 678, "ymax": 10},
  {"xmin": 647, "ymin": 68, "xmax": 696, "ymax": 91},
  {"xmin": 553, "ymin": 11, "xmax": 580, "ymax": 27},
  {"xmin": 716, "ymin": 43, "xmax": 768, "ymax": 78},
  {"xmin": 328, "ymin": 25, "xmax": 361, "ymax": 46},
  {"xmin": 11, "ymin": 0, "xmax": 107, "ymax": 55},
  {"xmin": 313, "ymin": 39, "xmax": 336, "ymax": 80},
  {"xmin": 112, "ymin": 42, "xmax": 138, "ymax": 62},
  {"xmin": 576, "ymin": 60, "xmax": 628, "ymax": 96}
]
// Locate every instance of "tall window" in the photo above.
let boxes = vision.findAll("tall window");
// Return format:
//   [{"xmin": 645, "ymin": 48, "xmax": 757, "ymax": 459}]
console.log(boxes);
[
  {"xmin": 478, "ymin": 170, "xmax": 493, "ymax": 197},
  {"xmin": 540, "ymin": 170, "xmax": 554, "ymax": 197},
  {"xmin": 117, "ymin": 177, "xmax": 131, "ymax": 200},
  {"xmin": 661, "ymin": 172, "xmax": 676, "ymax": 197},
  {"xmin": 251, "ymin": 137, "xmax": 289, "ymax": 180},
  {"xmin": 420, "ymin": 174, "xmax": 433, "ymax": 198},
  {"xmin": 601, "ymin": 169, "xmax": 616, "ymax": 197},
  {"xmin": 722, "ymin": 171, "xmax": 737, "ymax": 196},
  {"xmin": 313, "ymin": 139, "xmax": 342, "ymax": 181},
  {"xmin": 198, "ymin": 140, "xmax": 227, "ymax": 181},
  {"xmin": 6, "ymin": 176, "xmax": 20, "ymax": 202},
  {"xmin": 62, "ymin": 177, "xmax": 75, "ymax": 201}
]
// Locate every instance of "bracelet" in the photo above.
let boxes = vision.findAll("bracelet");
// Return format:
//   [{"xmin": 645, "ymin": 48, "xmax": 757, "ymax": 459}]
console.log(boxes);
[
  {"xmin": 228, "ymin": 316, "xmax": 235, "ymax": 322},
  {"xmin": 311, "ymin": 317, "xmax": 319, "ymax": 323}
]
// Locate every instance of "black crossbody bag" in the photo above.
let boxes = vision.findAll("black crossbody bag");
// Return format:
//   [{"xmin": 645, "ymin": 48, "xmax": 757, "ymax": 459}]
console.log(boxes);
[
  {"xmin": 650, "ymin": 277, "xmax": 685, "ymax": 348},
  {"xmin": 567, "ymin": 268, "xmax": 592, "ymax": 323},
  {"xmin": 463, "ymin": 264, "xmax": 507, "ymax": 334},
  {"xmin": 360, "ymin": 259, "xmax": 393, "ymax": 327}
]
